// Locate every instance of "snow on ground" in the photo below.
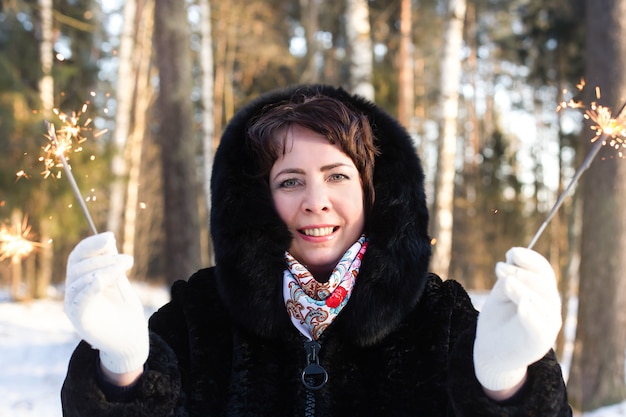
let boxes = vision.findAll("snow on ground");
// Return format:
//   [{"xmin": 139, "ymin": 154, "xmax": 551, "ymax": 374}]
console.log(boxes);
[
  {"xmin": 0, "ymin": 283, "xmax": 169, "ymax": 417},
  {"xmin": 0, "ymin": 285, "xmax": 624, "ymax": 416}
]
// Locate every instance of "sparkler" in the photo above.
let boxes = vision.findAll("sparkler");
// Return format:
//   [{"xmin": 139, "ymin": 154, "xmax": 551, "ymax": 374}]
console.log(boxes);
[
  {"xmin": 44, "ymin": 120, "xmax": 98, "ymax": 234},
  {"xmin": 0, "ymin": 216, "xmax": 40, "ymax": 262},
  {"xmin": 38, "ymin": 102, "xmax": 104, "ymax": 234},
  {"xmin": 39, "ymin": 102, "xmax": 126, "ymax": 300},
  {"xmin": 40, "ymin": 103, "xmax": 99, "ymax": 180},
  {"xmin": 527, "ymin": 94, "xmax": 626, "ymax": 249}
]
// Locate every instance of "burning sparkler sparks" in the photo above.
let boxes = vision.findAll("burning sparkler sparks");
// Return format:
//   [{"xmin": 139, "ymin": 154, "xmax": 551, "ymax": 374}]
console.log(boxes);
[
  {"xmin": 15, "ymin": 170, "xmax": 29, "ymax": 181},
  {"xmin": 39, "ymin": 103, "xmax": 106, "ymax": 180},
  {"xmin": 527, "ymin": 86, "xmax": 626, "ymax": 249},
  {"xmin": 584, "ymin": 102, "xmax": 626, "ymax": 156},
  {"xmin": 0, "ymin": 216, "xmax": 41, "ymax": 262},
  {"xmin": 26, "ymin": 100, "xmax": 107, "ymax": 234},
  {"xmin": 44, "ymin": 120, "xmax": 98, "ymax": 234}
]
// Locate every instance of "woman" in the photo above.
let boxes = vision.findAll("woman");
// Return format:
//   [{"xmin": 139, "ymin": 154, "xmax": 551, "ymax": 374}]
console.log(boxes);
[{"xmin": 61, "ymin": 85, "xmax": 571, "ymax": 416}]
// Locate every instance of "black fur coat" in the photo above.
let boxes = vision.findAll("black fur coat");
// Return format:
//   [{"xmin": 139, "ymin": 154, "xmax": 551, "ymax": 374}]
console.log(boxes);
[{"xmin": 61, "ymin": 85, "xmax": 572, "ymax": 416}]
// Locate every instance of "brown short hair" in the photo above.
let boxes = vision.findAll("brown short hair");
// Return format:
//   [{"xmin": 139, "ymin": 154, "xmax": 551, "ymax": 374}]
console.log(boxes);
[{"xmin": 246, "ymin": 94, "xmax": 379, "ymax": 215}]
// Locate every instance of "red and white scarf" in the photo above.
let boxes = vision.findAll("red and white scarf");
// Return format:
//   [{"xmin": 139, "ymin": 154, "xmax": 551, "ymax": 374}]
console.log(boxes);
[{"xmin": 283, "ymin": 235, "xmax": 368, "ymax": 340}]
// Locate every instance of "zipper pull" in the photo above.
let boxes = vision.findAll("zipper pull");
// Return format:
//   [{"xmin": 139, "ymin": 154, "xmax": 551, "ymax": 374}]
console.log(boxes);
[{"xmin": 301, "ymin": 340, "xmax": 328, "ymax": 390}]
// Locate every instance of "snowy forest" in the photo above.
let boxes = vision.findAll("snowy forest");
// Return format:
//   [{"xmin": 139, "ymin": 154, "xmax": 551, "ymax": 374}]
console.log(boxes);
[{"xmin": 1, "ymin": 0, "xmax": 626, "ymax": 413}]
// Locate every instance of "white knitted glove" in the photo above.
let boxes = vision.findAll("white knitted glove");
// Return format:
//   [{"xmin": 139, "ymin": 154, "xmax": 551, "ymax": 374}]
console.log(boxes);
[
  {"xmin": 473, "ymin": 247, "xmax": 562, "ymax": 391},
  {"xmin": 64, "ymin": 232, "xmax": 149, "ymax": 374}
]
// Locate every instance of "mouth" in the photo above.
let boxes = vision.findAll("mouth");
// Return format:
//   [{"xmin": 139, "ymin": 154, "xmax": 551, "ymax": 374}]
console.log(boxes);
[{"xmin": 299, "ymin": 226, "xmax": 338, "ymax": 237}]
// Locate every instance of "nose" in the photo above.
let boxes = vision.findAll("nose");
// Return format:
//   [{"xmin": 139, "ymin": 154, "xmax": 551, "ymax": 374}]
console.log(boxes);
[{"xmin": 302, "ymin": 182, "xmax": 330, "ymax": 213}]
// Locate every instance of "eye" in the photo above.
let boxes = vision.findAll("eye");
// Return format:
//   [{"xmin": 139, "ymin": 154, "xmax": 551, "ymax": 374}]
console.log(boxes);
[
  {"xmin": 277, "ymin": 178, "xmax": 301, "ymax": 189},
  {"xmin": 328, "ymin": 173, "xmax": 349, "ymax": 182}
]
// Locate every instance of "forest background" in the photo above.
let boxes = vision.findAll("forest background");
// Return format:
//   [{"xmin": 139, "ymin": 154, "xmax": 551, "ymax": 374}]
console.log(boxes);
[{"xmin": 1, "ymin": 0, "xmax": 626, "ymax": 412}]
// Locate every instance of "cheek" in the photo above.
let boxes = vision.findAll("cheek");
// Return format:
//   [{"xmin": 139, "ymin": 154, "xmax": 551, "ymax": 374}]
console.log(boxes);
[
  {"xmin": 272, "ymin": 193, "xmax": 294, "ymax": 224},
  {"xmin": 352, "ymin": 203, "xmax": 366, "ymax": 228},
  {"xmin": 340, "ymin": 188, "xmax": 365, "ymax": 223}
]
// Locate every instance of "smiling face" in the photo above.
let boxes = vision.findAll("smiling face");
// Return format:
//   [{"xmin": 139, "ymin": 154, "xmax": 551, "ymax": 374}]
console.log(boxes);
[{"xmin": 270, "ymin": 125, "xmax": 365, "ymax": 279}]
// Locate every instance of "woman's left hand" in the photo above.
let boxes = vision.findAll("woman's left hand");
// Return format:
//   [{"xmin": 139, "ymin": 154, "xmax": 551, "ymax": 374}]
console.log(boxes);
[{"xmin": 473, "ymin": 247, "xmax": 562, "ymax": 394}]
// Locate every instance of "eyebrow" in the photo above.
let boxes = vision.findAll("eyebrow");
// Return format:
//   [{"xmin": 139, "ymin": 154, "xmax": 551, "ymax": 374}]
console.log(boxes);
[{"xmin": 271, "ymin": 163, "xmax": 354, "ymax": 182}]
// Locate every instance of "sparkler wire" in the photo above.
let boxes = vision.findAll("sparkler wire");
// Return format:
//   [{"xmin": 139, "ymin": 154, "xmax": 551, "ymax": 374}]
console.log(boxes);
[
  {"xmin": 527, "ymin": 99, "xmax": 626, "ymax": 249},
  {"xmin": 45, "ymin": 121, "xmax": 98, "ymax": 235},
  {"xmin": 527, "ymin": 136, "xmax": 605, "ymax": 249}
]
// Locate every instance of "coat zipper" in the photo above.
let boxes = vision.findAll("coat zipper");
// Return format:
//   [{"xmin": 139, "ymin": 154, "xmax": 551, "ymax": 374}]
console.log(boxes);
[{"xmin": 301, "ymin": 340, "xmax": 328, "ymax": 416}]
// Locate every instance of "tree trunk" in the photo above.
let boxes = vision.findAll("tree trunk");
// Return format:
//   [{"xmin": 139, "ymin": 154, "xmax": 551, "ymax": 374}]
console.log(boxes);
[
  {"xmin": 554, "ymin": 79, "xmax": 577, "ymax": 364},
  {"xmin": 107, "ymin": 0, "xmax": 137, "ymax": 239},
  {"xmin": 10, "ymin": 256, "xmax": 22, "ymax": 300},
  {"xmin": 9, "ymin": 210, "xmax": 24, "ymax": 300},
  {"xmin": 568, "ymin": 0, "xmax": 626, "ymax": 409},
  {"xmin": 213, "ymin": 0, "xmax": 233, "ymax": 139},
  {"xmin": 299, "ymin": 0, "xmax": 321, "ymax": 84},
  {"xmin": 222, "ymin": 10, "xmax": 238, "ymax": 126},
  {"xmin": 397, "ymin": 0, "xmax": 413, "ymax": 129},
  {"xmin": 200, "ymin": 0, "xmax": 216, "ymax": 266},
  {"xmin": 123, "ymin": 0, "xmax": 155, "ymax": 263},
  {"xmin": 34, "ymin": 218, "xmax": 52, "ymax": 299},
  {"xmin": 38, "ymin": 0, "xmax": 54, "ymax": 113},
  {"xmin": 430, "ymin": 0, "xmax": 466, "ymax": 278},
  {"xmin": 345, "ymin": 0, "xmax": 374, "ymax": 100},
  {"xmin": 153, "ymin": 0, "xmax": 201, "ymax": 284},
  {"xmin": 37, "ymin": 0, "xmax": 54, "ymax": 299}
]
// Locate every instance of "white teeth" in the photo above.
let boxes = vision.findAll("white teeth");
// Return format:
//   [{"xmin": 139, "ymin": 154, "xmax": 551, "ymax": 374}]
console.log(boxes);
[{"xmin": 302, "ymin": 227, "xmax": 334, "ymax": 236}]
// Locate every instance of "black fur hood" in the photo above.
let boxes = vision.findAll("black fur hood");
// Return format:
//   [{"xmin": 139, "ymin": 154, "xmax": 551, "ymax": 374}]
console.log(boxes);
[{"xmin": 210, "ymin": 85, "xmax": 432, "ymax": 346}]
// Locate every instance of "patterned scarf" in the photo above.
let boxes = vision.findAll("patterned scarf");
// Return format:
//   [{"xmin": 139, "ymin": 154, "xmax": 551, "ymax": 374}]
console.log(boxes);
[{"xmin": 283, "ymin": 235, "xmax": 368, "ymax": 340}]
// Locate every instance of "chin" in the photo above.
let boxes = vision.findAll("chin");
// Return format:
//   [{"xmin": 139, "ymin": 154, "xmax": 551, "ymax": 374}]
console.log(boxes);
[
  {"xmin": 305, "ymin": 258, "xmax": 341, "ymax": 278},
  {"xmin": 303, "ymin": 250, "xmax": 341, "ymax": 265}
]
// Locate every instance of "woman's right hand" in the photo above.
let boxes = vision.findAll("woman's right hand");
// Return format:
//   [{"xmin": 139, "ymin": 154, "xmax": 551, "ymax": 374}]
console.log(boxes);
[{"xmin": 64, "ymin": 232, "xmax": 149, "ymax": 383}]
